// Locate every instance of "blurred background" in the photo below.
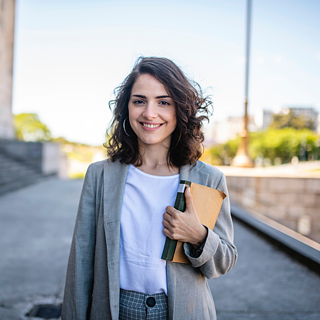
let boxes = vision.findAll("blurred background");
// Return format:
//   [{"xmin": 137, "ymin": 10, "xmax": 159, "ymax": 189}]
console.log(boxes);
[{"xmin": 1, "ymin": 0, "xmax": 320, "ymax": 319}]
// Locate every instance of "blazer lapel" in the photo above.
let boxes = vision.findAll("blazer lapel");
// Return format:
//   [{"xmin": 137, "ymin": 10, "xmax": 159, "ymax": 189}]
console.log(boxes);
[
  {"xmin": 179, "ymin": 161, "xmax": 209, "ymax": 186},
  {"xmin": 103, "ymin": 160, "xmax": 128, "ymax": 320}
]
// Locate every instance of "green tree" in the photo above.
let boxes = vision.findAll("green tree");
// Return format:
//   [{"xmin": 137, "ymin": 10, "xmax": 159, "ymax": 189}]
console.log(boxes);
[
  {"xmin": 249, "ymin": 128, "xmax": 317, "ymax": 163},
  {"xmin": 270, "ymin": 110, "xmax": 315, "ymax": 130},
  {"xmin": 206, "ymin": 128, "xmax": 319, "ymax": 165},
  {"xmin": 14, "ymin": 113, "xmax": 52, "ymax": 141}
]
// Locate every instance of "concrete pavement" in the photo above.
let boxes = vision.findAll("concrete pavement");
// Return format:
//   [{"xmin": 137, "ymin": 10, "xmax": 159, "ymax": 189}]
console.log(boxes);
[
  {"xmin": 0, "ymin": 178, "xmax": 83, "ymax": 319},
  {"xmin": 0, "ymin": 178, "xmax": 320, "ymax": 319},
  {"xmin": 209, "ymin": 220, "xmax": 320, "ymax": 319}
]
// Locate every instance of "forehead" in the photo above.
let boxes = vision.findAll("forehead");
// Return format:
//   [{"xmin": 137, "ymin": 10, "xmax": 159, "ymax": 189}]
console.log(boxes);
[{"xmin": 131, "ymin": 74, "xmax": 170, "ymax": 96}]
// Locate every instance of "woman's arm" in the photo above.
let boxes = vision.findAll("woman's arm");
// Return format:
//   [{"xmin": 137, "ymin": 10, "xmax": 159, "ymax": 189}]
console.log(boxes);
[
  {"xmin": 163, "ymin": 172, "xmax": 238, "ymax": 279},
  {"xmin": 183, "ymin": 173, "xmax": 238, "ymax": 279},
  {"xmin": 62, "ymin": 164, "xmax": 96, "ymax": 319}
]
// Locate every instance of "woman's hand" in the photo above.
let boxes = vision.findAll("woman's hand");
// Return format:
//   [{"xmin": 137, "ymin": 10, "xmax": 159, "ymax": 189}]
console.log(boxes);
[{"xmin": 162, "ymin": 187, "xmax": 207, "ymax": 248}]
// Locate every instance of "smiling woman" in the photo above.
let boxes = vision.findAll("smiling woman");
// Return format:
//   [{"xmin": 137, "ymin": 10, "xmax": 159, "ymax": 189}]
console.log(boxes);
[
  {"xmin": 106, "ymin": 57, "xmax": 213, "ymax": 170},
  {"xmin": 128, "ymin": 74, "xmax": 177, "ymax": 154},
  {"xmin": 62, "ymin": 57, "xmax": 238, "ymax": 320}
]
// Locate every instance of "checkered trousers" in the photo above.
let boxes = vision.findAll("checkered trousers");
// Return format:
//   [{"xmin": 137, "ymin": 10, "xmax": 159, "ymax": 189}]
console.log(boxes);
[{"xmin": 119, "ymin": 288, "xmax": 168, "ymax": 320}]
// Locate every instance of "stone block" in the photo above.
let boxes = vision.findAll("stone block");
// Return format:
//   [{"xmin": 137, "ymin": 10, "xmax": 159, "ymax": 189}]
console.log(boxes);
[
  {"xmin": 301, "ymin": 193, "xmax": 317, "ymax": 206},
  {"xmin": 227, "ymin": 180, "xmax": 243, "ymax": 190},
  {"xmin": 287, "ymin": 206, "xmax": 305, "ymax": 218},
  {"xmin": 229, "ymin": 191, "xmax": 241, "ymax": 204},
  {"xmin": 247, "ymin": 177, "xmax": 255, "ymax": 188},
  {"xmin": 287, "ymin": 179, "xmax": 305, "ymax": 192},
  {"xmin": 269, "ymin": 178, "xmax": 289, "ymax": 193},
  {"xmin": 312, "ymin": 221, "xmax": 320, "ymax": 231},
  {"xmin": 225, "ymin": 176, "xmax": 234, "ymax": 186},
  {"xmin": 237, "ymin": 177, "xmax": 248, "ymax": 188},
  {"xmin": 305, "ymin": 208, "xmax": 320, "ymax": 219},
  {"xmin": 306, "ymin": 179, "xmax": 320, "ymax": 192},
  {"xmin": 279, "ymin": 193, "xmax": 297, "ymax": 205},
  {"xmin": 309, "ymin": 232, "xmax": 320, "ymax": 244},
  {"xmin": 259, "ymin": 178, "xmax": 270, "ymax": 191},
  {"xmin": 242, "ymin": 188, "xmax": 256, "ymax": 208},
  {"xmin": 258, "ymin": 192, "xmax": 277, "ymax": 205}
]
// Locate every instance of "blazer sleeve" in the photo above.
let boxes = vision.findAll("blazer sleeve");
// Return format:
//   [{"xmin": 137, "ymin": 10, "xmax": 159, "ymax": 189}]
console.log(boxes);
[
  {"xmin": 183, "ymin": 172, "xmax": 238, "ymax": 279},
  {"xmin": 62, "ymin": 164, "xmax": 96, "ymax": 319}
]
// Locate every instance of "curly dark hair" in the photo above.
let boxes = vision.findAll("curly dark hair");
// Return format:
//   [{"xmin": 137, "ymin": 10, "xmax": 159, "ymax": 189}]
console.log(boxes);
[{"xmin": 105, "ymin": 57, "xmax": 213, "ymax": 168}]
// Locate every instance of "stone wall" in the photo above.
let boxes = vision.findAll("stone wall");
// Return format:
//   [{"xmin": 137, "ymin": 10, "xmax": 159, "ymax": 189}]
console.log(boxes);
[
  {"xmin": 0, "ymin": 140, "xmax": 61, "ymax": 176},
  {"xmin": 225, "ymin": 175, "xmax": 320, "ymax": 243},
  {"xmin": 0, "ymin": 0, "xmax": 15, "ymax": 139}
]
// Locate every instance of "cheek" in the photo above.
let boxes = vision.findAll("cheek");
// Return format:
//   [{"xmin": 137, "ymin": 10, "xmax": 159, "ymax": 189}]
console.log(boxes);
[
  {"xmin": 164, "ymin": 107, "xmax": 176, "ymax": 125},
  {"xmin": 127, "ymin": 105, "xmax": 138, "ymax": 135},
  {"xmin": 128, "ymin": 104, "xmax": 137, "ymax": 123}
]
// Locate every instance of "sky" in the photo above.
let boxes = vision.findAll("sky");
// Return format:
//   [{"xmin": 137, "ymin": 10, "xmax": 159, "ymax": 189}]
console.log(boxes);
[{"xmin": 12, "ymin": 0, "xmax": 320, "ymax": 145}]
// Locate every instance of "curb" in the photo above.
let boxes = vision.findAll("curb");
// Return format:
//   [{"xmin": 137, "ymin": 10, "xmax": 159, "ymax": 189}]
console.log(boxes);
[{"xmin": 231, "ymin": 202, "xmax": 320, "ymax": 275}]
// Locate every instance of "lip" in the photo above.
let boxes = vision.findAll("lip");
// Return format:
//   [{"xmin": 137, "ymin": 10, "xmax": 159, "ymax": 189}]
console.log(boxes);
[{"xmin": 139, "ymin": 122, "xmax": 164, "ymax": 131}]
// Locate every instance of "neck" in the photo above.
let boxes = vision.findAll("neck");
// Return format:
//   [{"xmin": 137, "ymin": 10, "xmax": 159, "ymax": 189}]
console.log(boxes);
[
  {"xmin": 136, "ymin": 143, "xmax": 179, "ymax": 176},
  {"xmin": 139, "ymin": 144, "xmax": 169, "ymax": 169}
]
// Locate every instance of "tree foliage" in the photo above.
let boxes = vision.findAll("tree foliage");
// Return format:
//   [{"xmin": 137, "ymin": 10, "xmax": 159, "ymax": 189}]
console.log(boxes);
[
  {"xmin": 205, "ymin": 128, "xmax": 320, "ymax": 165},
  {"xmin": 270, "ymin": 110, "xmax": 315, "ymax": 130},
  {"xmin": 51, "ymin": 136, "xmax": 89, "ymax": 147},
  {"xmin": 14, "ymin": 113, "xmax": 52, "ymax": 141}
]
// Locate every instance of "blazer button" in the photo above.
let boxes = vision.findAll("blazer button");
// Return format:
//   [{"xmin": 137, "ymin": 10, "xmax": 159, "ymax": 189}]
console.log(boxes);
[{"xmin": 146, "ymin": 297, "xmax": 156, "ymax": 307}]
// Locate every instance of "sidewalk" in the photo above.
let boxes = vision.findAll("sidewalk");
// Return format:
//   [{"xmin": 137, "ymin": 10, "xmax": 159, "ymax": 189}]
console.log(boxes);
[
  {"xmin": 0, "ymin": 178, "xmax": 320, "ymax": 319},
  {"xmin": 0, "ymin": 178, "xmax": 83, "ymax": 319},
  {"xmin": 210, "ymin": 219, "xmax": 320, "ymax": 320}
]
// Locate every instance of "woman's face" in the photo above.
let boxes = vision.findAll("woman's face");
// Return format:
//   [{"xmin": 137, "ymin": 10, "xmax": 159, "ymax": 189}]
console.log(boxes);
[{"xmin": 128, "ymin": 74, "xmax": 177, "ymax": 149}]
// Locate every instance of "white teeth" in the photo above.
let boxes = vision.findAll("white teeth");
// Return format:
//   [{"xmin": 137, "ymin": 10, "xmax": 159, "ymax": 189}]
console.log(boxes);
[{"xmin": 143, "ymin": 123, "xmax": 161, "ymax": 128}]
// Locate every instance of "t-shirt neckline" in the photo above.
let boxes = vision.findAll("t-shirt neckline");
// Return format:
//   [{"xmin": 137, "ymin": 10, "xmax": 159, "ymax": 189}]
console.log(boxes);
[{"xmin": 129, "ymin": 164, "xmax": 179, "ymax": 179}]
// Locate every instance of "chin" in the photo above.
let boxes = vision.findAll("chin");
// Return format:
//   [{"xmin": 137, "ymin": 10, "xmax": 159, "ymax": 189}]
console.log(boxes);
[{"xmin": 138, "ymin": 136, "xmax": 171, "ymax": 147}]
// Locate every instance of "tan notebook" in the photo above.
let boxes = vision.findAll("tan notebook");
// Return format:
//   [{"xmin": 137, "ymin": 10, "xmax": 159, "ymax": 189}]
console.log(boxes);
[{"xmin": 171, "ymin": 182, "xmax": 226, "ymax": 264}]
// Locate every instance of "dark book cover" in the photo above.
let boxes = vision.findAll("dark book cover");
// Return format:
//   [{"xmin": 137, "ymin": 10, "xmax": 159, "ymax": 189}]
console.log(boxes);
[{"xmin": 161, "ymin": 180, "xmax": 191, "ymax": 261}]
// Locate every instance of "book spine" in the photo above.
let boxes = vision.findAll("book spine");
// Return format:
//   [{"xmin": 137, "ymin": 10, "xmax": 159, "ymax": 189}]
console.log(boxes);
[{"xmin": 161, "ymin": 180, "xmax": 191, "ymax": 261}]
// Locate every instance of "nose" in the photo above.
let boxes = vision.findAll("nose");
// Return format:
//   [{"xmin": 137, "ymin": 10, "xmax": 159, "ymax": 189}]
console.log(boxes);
[{"xmin": 142, "ymin": 102, "xmax": 157, "ymax": 120}]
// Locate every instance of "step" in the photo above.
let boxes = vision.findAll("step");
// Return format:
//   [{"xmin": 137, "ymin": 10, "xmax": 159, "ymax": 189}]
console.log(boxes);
[{"xmin": 0, "ymin": 175, "xmax": 43, "ymax": 196}]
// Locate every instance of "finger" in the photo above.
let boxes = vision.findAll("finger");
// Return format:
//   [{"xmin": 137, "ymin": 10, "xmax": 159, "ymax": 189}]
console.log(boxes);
[
  {"xmin": 165, "ymin": 205, "xmax": 179, "ymax": 217},
  {"xmin": 163, "ymin": 227, "xmax": 173, "ymax": 239},
  {"xmin": 163, "ymin": 211, "xmax": 172, "ymax": 222},
  {"xmin": 185, "ymin": 187, "xmax": 196, "ymax": 212},
  {"xmin": 163, "ymin": 219, "xmax": 174, "ymax": 236},
  {"xmin": 163, "ymin": 224, "xmax": 179, "ymax": 240},
  {"xmin": 162, "ymin": 219, "xmax": 173, "ymax": 230}
]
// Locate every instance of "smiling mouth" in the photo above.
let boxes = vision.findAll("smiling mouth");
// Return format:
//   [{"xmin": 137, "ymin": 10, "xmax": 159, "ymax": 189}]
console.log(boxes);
[{"xmin": 140, "ymin": 122, "xmax": 163, "ymax": 129}]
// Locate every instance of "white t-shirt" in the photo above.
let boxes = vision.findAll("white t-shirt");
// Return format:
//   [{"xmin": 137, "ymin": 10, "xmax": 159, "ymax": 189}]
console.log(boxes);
[{"xmin": 120, "ymin": 164, "xmax": 180, "ymax": 295}]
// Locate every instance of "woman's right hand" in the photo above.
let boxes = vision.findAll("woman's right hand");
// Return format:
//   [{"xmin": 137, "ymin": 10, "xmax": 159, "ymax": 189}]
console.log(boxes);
[{"xmin": 162, "ymin": 187, "xmax": 207, "ymax": 248}]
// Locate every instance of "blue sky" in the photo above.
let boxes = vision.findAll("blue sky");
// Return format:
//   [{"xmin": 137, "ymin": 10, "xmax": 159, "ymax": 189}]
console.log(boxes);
[{"xmin": 12, "ymin": 0, "xmax": 320, "ymax": 145}]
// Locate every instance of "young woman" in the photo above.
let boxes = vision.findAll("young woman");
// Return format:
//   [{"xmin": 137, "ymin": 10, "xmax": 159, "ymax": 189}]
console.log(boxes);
[{"xmin": 62, "ymin": 57, "xmax": 238, "ymax": 320}]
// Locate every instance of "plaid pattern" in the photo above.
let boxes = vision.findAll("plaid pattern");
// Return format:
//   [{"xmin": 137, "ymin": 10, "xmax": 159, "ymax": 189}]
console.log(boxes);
[{"xmin": 119, "ymin": 288, "xmax": 168, "ymax": 320}]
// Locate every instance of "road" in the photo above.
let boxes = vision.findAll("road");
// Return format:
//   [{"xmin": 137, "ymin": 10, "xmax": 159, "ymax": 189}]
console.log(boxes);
[{"xmin": 0, "ymin": 178, "xmax": 319, "ymax": 319}]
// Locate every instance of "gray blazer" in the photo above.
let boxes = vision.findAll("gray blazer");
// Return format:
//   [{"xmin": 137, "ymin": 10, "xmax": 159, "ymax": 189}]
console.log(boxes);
[{"xmin": 62, "ymin": 159, "xmax": 238, "ymax": 320}]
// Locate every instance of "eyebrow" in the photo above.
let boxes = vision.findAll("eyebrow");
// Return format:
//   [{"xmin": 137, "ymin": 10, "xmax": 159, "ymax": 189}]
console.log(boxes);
[{"xmin": 132, "ymin": 94, "xmax": 171, "ymax": 99}]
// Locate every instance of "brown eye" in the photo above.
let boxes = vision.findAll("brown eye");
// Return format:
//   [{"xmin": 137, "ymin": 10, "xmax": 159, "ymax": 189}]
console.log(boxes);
[
  {"xmin": 133, "ymin": 100, "xmax": 144, "ymax": 104},
  {"xmin": 159, "ymin": 100, "xmax": 170, "ymax": 106}
]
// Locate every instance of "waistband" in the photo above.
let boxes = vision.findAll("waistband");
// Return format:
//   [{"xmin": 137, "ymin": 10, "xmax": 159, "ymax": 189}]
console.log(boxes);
[{"xmin": 120, "ymin": 288, "xmax": 168, "ymax": 309}]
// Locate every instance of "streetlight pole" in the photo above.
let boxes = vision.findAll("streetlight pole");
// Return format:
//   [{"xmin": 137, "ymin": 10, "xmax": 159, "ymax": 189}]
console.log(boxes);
[{"xmin": 231, "ymin": 0, "xmax": 254, "ymax": 167}]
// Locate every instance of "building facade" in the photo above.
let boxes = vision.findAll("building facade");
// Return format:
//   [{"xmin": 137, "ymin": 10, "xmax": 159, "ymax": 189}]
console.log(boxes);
[{"xmin": 0, "ymin": 0, "xmax": 15, "ymax": 139}]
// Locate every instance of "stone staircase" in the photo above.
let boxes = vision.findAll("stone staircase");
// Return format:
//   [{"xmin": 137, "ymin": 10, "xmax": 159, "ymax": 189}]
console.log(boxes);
[{"xmin": 0, "ymin": 152, "xmax": 42, "ymax": 196}]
